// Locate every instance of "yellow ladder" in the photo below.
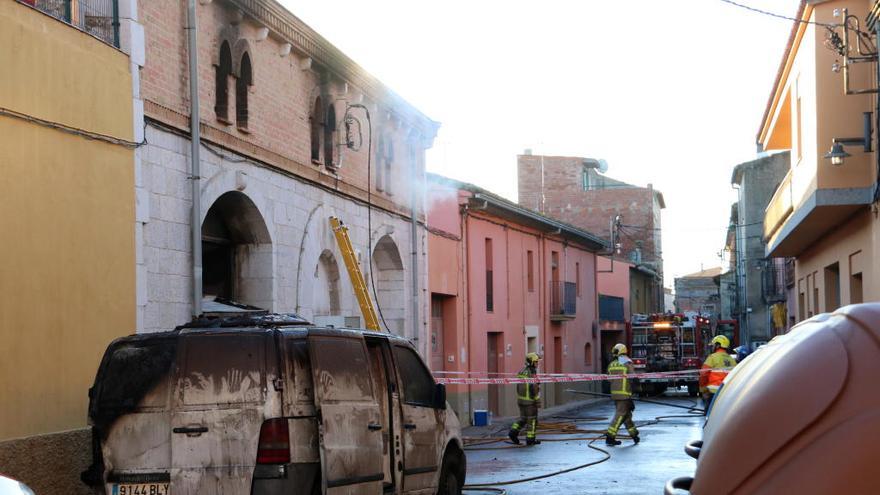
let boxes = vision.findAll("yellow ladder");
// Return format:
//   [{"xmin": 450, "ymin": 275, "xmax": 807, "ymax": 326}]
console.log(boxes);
[{"xmin": 329, "ymin": 216, "xmax": 381, "ymax": 332}]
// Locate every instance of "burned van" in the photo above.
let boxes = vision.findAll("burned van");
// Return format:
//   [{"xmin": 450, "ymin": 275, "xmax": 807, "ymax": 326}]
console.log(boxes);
[{"xmin": 81, "ymin": 315, "xmax": 465, "ymax": 495}]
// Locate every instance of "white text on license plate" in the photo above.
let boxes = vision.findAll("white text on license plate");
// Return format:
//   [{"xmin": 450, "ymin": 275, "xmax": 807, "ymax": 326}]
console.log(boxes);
[{"xmin": 112, "ymin": 483, "xmax": 169, "ymax": 495}]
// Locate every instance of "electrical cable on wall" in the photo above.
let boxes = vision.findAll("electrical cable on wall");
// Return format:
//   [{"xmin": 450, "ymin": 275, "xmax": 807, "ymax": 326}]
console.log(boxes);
[
  {"xmin": 345, "ymin": 104, "xmax": 393, "ymax": 333},
  {"xmin": 0, "ymin": 106, "xmax": 147, "ymax": 148}
]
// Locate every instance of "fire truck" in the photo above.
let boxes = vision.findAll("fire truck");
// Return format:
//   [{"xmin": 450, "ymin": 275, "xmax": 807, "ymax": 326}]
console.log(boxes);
[{"xmin": 627, "ymin": 313, "xmax": 713, "ymax": 396}]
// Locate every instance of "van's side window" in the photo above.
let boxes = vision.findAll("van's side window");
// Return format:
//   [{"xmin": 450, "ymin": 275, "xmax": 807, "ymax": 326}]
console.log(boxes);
[
  {"xmin": 310, "ymin": 337, "xmax": 374, "ymax": 402},
  {"xmin": 393, "ymin": 346, "xmax": 436, "ymax": 407},
  {"xmin": 180, "ymin": 334, "xmax": 266, "ymax": 405}
]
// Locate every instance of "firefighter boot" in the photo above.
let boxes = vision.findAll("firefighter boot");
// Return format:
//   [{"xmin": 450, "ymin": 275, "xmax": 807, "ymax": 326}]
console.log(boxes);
[
  {"xmin": 508, "ymin": 429, "xmax": 520, "ymax": 445},
  {"xmin": 526, "ymin": 438, "xmax": 541, "ymax": 446},
  {"xmin": 605, "ymin": 434, "xmax": 621, "ymax": 446},
  {"xmin": 628, "ymin": 428, "xmax": 640, "ymax": 445}
]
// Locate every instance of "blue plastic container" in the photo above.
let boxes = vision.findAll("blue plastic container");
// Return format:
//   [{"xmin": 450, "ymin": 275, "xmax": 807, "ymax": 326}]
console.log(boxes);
[{"xmin": 473, "ymin": 409, "xmax": 490, "ymax": 426}]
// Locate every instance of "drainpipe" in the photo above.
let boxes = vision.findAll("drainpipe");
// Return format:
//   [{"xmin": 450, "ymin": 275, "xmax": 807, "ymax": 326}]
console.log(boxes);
[
  {"xmin": 410, "ymin": 142, "xmax": 420, "ymax": 347},
  {"xmin": 187, "ymin": 0, "xmax": 203, "ymax": 317}
]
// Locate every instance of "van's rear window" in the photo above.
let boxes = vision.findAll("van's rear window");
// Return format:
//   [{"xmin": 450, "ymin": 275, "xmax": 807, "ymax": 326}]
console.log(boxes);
[{"xmin": 97, "ymin": 341, "xmax": 177, "ymax": 410}]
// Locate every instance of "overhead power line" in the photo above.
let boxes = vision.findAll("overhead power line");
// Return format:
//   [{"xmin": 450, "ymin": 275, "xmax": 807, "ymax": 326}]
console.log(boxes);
[{"xmin": 718, "ymin": 0, "xmax": 835, "ymax": 28}]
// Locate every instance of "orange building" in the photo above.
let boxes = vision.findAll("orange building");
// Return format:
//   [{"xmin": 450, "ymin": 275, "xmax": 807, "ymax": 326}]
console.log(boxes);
[{"xmin": 760, "ymin": 0, "xmax": 879, "ymax": 320}]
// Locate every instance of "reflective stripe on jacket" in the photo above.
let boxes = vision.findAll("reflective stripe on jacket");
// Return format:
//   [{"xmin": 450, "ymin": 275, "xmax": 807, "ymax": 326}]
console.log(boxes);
[
  {"xmin": 699, "ymin": 350, "xmax": 736, "ymax": 393},
  {"xmin": 608, "ymin": 356, "xmax": 634, "ymax": 399},
  {"xmin": 516, "ymin": 366, "xmax": 540, "ymax": 405}
]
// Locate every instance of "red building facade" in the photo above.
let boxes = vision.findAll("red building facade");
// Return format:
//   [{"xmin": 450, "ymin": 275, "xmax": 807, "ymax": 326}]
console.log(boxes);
[{"xmin": 428, "ymin": 174, "xmax": 607, "ymax": 423}]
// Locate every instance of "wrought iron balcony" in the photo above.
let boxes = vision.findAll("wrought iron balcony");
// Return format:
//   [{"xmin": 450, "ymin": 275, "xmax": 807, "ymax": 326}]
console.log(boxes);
[
  {"xmin": 550, "ymin": 281, "xmax": 577, "ymax": 321},
  {"xmin": 762, "ymin": 258, "xmax": 788, "ymax": 304},
  {"xmin": 19, "ymin": 0, "xmax": 120, "ymax": 47}
]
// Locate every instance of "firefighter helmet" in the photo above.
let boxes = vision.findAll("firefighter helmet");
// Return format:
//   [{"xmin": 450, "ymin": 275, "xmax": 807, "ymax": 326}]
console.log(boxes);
[
  {"xmin": 711, "ymin": 335, "xmax": 731, "ymax": 349},
  {"xmin": 526, "ymin": 352, "xmax": 541, "ymax": 366},
  {"xmin": 611, "ymin": 343, "xmax": 628, "ymax": 356}
]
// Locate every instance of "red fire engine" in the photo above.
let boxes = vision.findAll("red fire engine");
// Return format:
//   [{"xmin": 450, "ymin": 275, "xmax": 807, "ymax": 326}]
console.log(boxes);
[{"xmin": 627, "ymin": 313, "xmax": 712, "ymax": 396}]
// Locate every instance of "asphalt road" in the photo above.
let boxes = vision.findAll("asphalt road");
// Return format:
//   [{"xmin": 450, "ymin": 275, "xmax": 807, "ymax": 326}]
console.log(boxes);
[{"xmin": 462, "ymin": 392, "xmax": 703, "ymax": 495}]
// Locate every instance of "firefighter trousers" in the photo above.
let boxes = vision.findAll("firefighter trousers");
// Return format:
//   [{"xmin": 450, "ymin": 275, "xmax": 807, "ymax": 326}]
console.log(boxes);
[
  {"xmin": 510, "ymin": 403, "xmax": 538, "ymax": 440},
  {"xmin": 606, "ymin": 399, "xmax": 638, "ymax": 439}
]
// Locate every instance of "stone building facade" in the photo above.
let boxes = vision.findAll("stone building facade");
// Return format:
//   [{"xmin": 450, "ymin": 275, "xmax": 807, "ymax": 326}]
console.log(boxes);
[
  {"xmin": 674, "ymin": 267, "xmax": 722, "ymax": 315},
  {"xmin": 134, "ymin": 0, "xmax": 438, "ymax": 353},
  {"xmin": 730, "ymin": 152, "xmax": 791, "ymax": 344},
  {"xmin": 517, "ymin": 152, "xmax": 665, "ymax": 312}
]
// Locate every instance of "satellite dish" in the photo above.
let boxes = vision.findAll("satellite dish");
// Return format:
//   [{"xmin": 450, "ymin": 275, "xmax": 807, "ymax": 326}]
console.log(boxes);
[{"xmin": 598, "ymin": 159, "xmax": 609, "ymax": 174}]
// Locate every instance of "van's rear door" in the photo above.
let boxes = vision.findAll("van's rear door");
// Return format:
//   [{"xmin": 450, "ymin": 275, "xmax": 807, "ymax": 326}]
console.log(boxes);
[
  {"xmin": 170, "ymin": 331, "xmax": 270, "ymax": 494},
  {"xmin": 91, "ymin": 338, "xmax": 176, "ymax": 492},
  {"xmin": 309, "ymin": 333, "xmax": 384, "ymax": 493}
]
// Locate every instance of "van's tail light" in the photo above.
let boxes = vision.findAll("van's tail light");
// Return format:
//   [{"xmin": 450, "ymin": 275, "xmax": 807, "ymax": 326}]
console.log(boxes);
[
  {"xmin": 257, "ymin": 418, "xmax": 290, "ymax": 464},
  {"xmin": 633, "ymin": 358, "xmax": 646, "ymax": 366}
]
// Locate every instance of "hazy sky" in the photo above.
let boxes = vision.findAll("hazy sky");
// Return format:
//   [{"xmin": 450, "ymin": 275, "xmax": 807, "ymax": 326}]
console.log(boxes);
[{"xmin": 285, "ymin": 0, "xmax": 798, "ymax": 284}]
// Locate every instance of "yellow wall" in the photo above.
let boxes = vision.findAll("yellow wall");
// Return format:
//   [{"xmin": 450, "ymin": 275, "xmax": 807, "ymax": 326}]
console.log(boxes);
[{"xmin": 0, "ymin": 1, "xmax": 134, "ymax": 440}]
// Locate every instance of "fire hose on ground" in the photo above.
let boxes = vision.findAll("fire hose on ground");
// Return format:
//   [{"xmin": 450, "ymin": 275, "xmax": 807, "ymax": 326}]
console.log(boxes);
[{"xmin": 460, "ymin": 395, "xmax": 704, "ymax": 492}]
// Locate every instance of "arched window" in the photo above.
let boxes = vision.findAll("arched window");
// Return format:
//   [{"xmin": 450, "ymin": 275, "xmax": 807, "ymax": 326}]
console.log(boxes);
[
  {"xmin": 375, "ymin": 133, "xmax": 385, "ymax": 191},
  {"xmin": 372, "ymin": 235, "xmax": 405, "ymax": 335},
  {"xmin": 215, "ymin": 41, "xmax": 232, "ymax": 123},
  {"xmin": 202, "ymin": 191, "xmax": 273, "ymax": 309},
  {"xmin": 236, "ymin": 52, "xmax": 252, "ymax": 130},
  {"xmin": 310, "ymin": 96, "xmax": 322, "ymax": 163},
  {"xmin": 324, "ymin": 103, "xmax": 336, "ymax": 169},
  {"xmin": 375, "ymin": 132, "xmax": 393, "ymax": 193}
]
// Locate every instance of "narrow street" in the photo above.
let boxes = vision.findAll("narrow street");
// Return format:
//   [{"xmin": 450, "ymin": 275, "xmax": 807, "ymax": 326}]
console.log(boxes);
[
  {"xmin": 5, "ymin": 0, "xmax": 880, "ymax": 493},
  {"xmin": 464, "ymin": 393, "xmax": 702, "ymax": 494}
]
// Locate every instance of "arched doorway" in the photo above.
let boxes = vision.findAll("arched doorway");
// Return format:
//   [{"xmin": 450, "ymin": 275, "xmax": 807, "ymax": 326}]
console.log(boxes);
[
  {"xmin": 201, "ymin": 191, "xmax": 273, "ymax": 309},
  {"xmin": 313, "ymin": 249, "xmax": 341, "ymax": 317},
  {"xmin": 372, "ymin": 235, "xmax": 405, "ymax": 335}
]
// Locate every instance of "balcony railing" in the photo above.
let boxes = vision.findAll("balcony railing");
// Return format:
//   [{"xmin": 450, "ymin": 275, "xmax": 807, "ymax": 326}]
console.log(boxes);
[
  {"xmin": 764, "ymin": 169, "xmax": 793, "ymax": 241},
  {"xmin": 762, "ymin": 258, "xmax": 787, "ymax": 304},
  {"xmin": 20, "ymin": 0, "xmax": 120, "ymax": 47},
  {"xmin": 598, "ymin": 294, "xmax": 625, "ymax": 322},
  {"xmin": 550, "ymin": 281, "xmax": 577, "ymax": 321}
]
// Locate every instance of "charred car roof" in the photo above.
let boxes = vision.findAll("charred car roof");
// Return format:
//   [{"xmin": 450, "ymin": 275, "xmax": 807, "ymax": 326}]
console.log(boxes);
[{"xmin": 104, "ymin": 312, "xmax": 412, "ymax": 345}]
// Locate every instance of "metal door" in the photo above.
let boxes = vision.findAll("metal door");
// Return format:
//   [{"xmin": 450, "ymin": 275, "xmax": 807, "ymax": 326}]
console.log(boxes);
[
  {"xmin": 487, "ymin": 332, "xmax": 501, "ymax": 416},
  {"xmin": 309, "ymin": 335, "xmax": 384, "ymax": 493},
  {"xmin": 431, "ymin": 297, "xmax": 445, "ymax": 371}
]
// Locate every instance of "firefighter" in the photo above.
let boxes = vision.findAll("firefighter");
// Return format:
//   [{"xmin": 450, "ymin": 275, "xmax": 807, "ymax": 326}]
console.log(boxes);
[
  {"xmin": 700, "ymin": 335, "xmax": 737, "ymax": 413},
  {"xmin": 508, "ymin": 353, "xmax": 541, "ymax": 446},
  {"xmin": 605, "ymin": 343, "xmax": 640, "ymax": 446}
]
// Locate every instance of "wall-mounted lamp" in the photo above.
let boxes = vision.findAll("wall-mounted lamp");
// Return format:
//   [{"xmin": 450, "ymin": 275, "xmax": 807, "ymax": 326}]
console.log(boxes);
[{"xmin": 823, "ymin": 111, "xmax": 873, "ymax": 166}]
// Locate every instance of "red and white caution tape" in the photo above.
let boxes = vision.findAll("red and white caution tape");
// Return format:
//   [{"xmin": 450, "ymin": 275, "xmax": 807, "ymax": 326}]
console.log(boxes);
[{"xmin": 434, "ymin": 369, "xmax": 703, "ymax": 385}]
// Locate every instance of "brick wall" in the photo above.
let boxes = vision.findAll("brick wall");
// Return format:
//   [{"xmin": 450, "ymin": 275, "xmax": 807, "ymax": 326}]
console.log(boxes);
[
  {"xmin": 517, "ymin": 154, "xmax": 662, "ymax": 267},
  {"xmin": 138, "ymin": 0, "xmax": 433, "ymax": 216}
]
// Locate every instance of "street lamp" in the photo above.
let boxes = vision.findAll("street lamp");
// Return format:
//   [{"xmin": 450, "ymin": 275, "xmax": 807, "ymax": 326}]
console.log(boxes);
[
  {"xmin": 823, "ymin": 111, "xmax": 873, "ymax": 166},
  {"xmin": 823, "ymin": 142, "xmax": 852, "ymax": 166}
]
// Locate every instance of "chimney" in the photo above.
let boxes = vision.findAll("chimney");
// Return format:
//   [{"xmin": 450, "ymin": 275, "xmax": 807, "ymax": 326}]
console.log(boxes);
[{"xmin": 524, "ymin": 148, "xmax": 532, "ymax": 156}]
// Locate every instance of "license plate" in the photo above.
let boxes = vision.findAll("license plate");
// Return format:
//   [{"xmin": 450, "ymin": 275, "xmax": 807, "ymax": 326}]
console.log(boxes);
[{"xmin": 111, "ymin": 483, "xmax": 170, "ymax": 495}]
